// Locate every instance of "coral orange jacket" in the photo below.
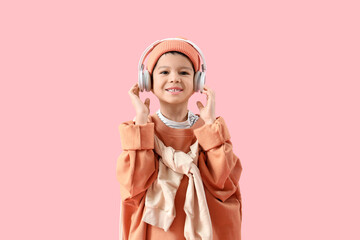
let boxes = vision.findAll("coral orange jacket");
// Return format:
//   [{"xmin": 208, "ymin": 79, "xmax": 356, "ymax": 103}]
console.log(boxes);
[{"xmin": 116, "ymin": 113, "xmax": 242, "ymax": 240}]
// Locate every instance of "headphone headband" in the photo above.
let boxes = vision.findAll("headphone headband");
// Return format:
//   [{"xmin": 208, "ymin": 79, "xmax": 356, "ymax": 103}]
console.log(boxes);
[{"xmin": 138, "ymin": 38, "xmax": 207, "ymax": 73}]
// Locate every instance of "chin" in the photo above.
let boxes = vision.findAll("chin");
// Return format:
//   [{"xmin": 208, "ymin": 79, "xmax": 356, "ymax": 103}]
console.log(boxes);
[{"xmin": 164, "ymin": 99, "xmax": 186, "ymax": 105}]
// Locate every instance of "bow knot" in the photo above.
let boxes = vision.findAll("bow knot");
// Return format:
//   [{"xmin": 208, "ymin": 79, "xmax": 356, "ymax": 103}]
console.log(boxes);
[{"xmin": 142, "ymin": 135, "xmax": 213, "ymax": 240}]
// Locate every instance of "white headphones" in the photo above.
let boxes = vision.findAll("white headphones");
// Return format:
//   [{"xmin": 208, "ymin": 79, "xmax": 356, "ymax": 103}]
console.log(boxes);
[{"xmin": 138, "ymin": 37, "xmax": 207, "ymax": 92}]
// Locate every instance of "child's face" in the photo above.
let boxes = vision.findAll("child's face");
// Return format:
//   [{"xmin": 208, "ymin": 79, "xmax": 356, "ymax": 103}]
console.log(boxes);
[{"xmin": 151, "ymin": 53, "xmax": 195, "ymax": 106}]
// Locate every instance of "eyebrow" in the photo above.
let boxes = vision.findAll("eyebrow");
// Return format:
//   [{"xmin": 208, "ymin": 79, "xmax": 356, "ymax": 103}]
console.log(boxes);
[{"xmin": 157, "ymin": 66, "xmax": 193, "ymax": 70}]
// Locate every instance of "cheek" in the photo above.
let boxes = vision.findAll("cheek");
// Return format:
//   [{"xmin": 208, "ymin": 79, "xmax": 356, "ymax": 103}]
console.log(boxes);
[
  {"xmin": 151, "ymin": 77, "xmax": 157, "ymax": 89},
  {"xmin": 152, "ymin": 79, "xmax": 163, "ymax": 94}
]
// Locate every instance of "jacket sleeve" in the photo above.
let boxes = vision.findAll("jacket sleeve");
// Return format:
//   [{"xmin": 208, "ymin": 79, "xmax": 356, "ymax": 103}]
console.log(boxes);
[
  {"xmin": 193, "ymin": 116, "xmax": 242, "ymax": 202},
  {"xmin": 116, "ymin": 120, "xmax": 158, "ymax": 204}
]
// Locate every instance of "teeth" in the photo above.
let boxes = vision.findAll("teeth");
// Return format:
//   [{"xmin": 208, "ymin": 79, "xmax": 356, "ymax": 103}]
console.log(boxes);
[{"xmin": 167, "ymin": 89, "xmax": 182, "ymax": 92}]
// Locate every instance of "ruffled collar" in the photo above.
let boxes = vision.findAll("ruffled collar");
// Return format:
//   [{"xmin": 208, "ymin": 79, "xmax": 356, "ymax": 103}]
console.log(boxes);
[{"xmin": 156, "ymin": 109, "xmax": 199, "ymax": 129}]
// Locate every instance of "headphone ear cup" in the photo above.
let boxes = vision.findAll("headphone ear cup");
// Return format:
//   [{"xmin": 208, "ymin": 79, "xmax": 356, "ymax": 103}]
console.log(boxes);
[
  {"xmin": 138, "ymin": 70, "xmax": 144, "ymax": 92},
  {"xmin": 142, "ymin": 70, "xmax": 151, "ymax": 92},
  {"xmin": 138, "ymin": 70, "xmax": 151, "ymax": 92},
  {"xmin": 138, "ymin": 70, "xmax": 152, "ymax": 92},
  {"xmin": 194, "ymin": 71, "xmax": 201, "ymax": 92},
  {"xmin": 194, "ymin": 71, "xmax": 205, "ymax": 92},
  {"xmin": 199, "ymin": 72, "xmax": 206, "ymax": 92}
]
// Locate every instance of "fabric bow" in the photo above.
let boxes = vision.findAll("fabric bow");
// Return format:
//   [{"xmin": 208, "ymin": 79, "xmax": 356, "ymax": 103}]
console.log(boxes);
[{"xmin": 142, "ymin": 135, "xmax": 213, "ymax": 240}]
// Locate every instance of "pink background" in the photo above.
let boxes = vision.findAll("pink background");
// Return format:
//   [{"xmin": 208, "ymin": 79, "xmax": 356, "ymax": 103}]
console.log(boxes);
[{"xmin": 1, "ymin": 0, "xmax": 359, "ymax": 239}]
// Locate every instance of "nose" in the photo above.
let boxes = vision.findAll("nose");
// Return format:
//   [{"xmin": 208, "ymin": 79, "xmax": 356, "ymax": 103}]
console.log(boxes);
[{"xmin": 169, "ymin": 72, "xmax": 181, "ymax": 83}]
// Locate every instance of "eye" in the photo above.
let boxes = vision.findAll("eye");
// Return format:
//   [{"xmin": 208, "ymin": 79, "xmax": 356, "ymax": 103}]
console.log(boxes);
[
  {"xmin": 160, "ymin": 71, "xmax": 169, "ymax": 74},
  {"xmin": 180, "ymin": 71, "xmax": 189, "ymax": 75}
]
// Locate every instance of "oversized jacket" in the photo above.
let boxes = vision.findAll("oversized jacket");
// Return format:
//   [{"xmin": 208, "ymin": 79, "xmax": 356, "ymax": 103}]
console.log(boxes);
[{"xmin": 116, "ymin": 113, "xmax": 242, "ymax": 240}]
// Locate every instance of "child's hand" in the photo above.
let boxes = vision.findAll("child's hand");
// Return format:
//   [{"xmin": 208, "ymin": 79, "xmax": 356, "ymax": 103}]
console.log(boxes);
[
  {"xmin": 128, "ymin": 83, "xmax": 150, "ymax": 124},
  {"xmin": 196, "ymin": 85, "xmax": 216, "ymax": 124}
]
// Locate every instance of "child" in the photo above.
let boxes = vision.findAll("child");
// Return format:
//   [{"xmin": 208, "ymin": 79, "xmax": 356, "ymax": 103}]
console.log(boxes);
[{"xmin": 116, "ymin": 37, "xmax": 242, "ymax": 240}]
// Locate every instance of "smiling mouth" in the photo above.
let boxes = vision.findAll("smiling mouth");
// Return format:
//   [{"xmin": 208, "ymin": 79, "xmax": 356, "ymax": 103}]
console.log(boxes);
[{"xmin": 165, "ymin": 89, "xmax": 183, "ymax": 92}]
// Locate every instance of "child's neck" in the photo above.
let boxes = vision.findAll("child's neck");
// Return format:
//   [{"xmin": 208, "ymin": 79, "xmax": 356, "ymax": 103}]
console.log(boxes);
[{"xmin": 159, "ymin": 102, "xmax": 189, "ymax": 122}]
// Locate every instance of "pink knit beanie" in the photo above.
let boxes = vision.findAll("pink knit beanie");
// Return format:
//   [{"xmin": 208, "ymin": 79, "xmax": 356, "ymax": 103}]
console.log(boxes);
[{"xmin": 146, "ymin": 37, "xmax": 201, "ymax": 75}]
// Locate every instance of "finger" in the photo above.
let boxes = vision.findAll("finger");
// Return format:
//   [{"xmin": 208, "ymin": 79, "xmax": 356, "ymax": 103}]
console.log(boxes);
[
  {"xmin": 203, "ymin": 86, "xmax": 213, "ymax": 94},
  {"xmin": 130, "ymin": 83, "xmax": 138, "ymax": 89},
  {"xmin": 145, "ymin": 98, "xmax": 150, "ymax": 112},
  {"xmin": 129, "ymin": 89, "xmax": 139, "ymax": 97},
  {"xmin": 129, "ymin": 83, "xmax": 138, "ymax": 94},
  {"xmin": 131, "ymin": 84, "xmax": 141, "ymax": 96},
  {"xmin": 196, "ymin": 101, "xmax": 204, "ymax": 110},
  {"xmin": 200, "ymin": 88, "xmax": 208, "ymax": 94},
  {"xmin": 201, "ymin": 88, "xmax": 210, "ymax": 99},
  {"xmin": 144, "ymin": 98, "xmax": 150, "ymax": 107},
  {"xmin": 203, "ymin": 85, "xmax": 211, "ymax": 90},
  {"xmin": 204, "ymin": 85, "xmax": 215, "ymax": 94},
  {"xmin": 202, "ymin": 88, "xmax": 215, "ymax": 100}
]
